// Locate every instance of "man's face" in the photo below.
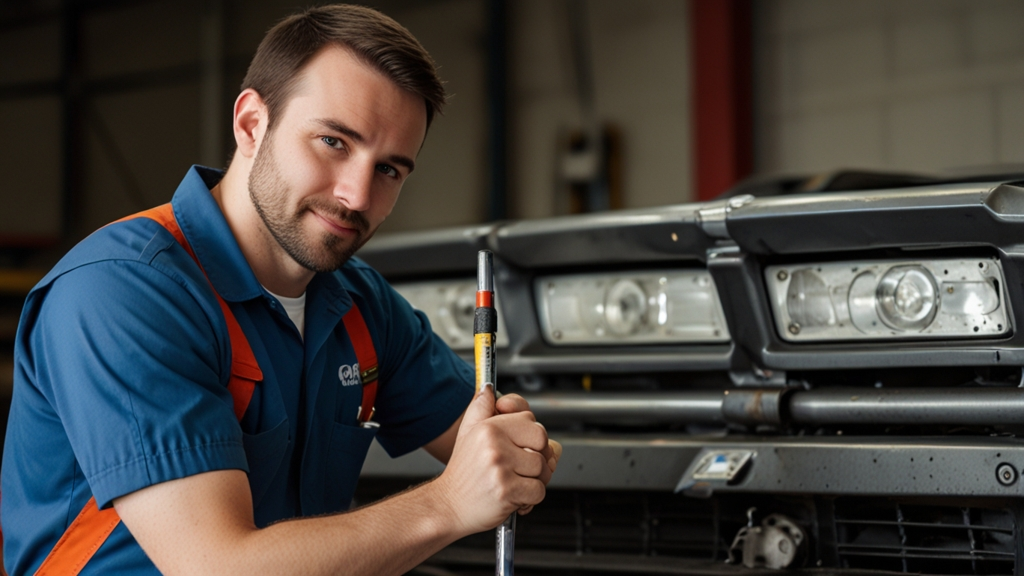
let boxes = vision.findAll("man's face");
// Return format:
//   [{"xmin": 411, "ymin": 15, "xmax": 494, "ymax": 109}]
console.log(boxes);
[{"xmin": 248, "ymin": 45, "xmax": 427, "ymax": 273}]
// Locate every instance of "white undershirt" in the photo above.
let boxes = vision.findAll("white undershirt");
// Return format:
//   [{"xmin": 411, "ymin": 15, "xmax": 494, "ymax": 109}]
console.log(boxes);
[{"xmin": 264, "ymin": 287, "xmax": 307, "ymax": 340}]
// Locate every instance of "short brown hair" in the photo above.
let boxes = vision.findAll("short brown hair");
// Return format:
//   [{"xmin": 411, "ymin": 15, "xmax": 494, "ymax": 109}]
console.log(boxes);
[{"xmin": 241, "ymin": 4, "xmax": 446, "ymax": 130}]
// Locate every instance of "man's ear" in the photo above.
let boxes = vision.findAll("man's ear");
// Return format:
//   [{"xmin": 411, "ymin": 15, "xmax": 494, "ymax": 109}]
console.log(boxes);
[{"xmin": 233, "ymin": 88, "xmax": 268, "ymax": 160}]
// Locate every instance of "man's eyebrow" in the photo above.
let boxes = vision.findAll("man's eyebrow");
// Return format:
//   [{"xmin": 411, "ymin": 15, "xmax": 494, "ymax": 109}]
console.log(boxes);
[
  {"xmin": 315, "ymin": 118, "xmax": 416, "ymax": 173},
  {"xmin": 316, "ymin": 118, "xmax": 364, "ymax": 142},
  {"xmin": 387, "ymin": 154, "xmax": 416, "ymax": 174}
]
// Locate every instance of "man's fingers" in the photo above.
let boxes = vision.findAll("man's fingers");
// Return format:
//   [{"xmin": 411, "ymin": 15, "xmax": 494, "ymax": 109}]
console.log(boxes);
[
  {"xmin": 509, "ymin": 447, "xmax": 545, "ymax": 478},
  {"xmin": 509, "ymin": 446, "xmax": 554, "ymax": 488},
  {"xmin": 539, "ymin": 438, "xmax": 555, "ymax": 462},
  {"xmin": 549, "ymin": 439, "xmax": 562, "ymax": 472},
  {"xmin": 495, "ymin": 393, "xmax": 530, "ymax": 414},
  {"xmin": 487, "ymin": 413, "xmax": 547, "ymax": 452},
  {"xmin": 536, "ymin": 439, "xmax": 561, "ymax": 478},
  {"xmin": 534, "ymin": 452, "xmax": 553, "ymax": 485},
  {"xmin": 510, "ymin": 478, "xmax": 545, "ymax": 512}
]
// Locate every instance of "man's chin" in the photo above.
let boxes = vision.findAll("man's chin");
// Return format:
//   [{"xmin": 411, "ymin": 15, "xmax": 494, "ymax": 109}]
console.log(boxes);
[
  {"xmin": 294, "ymin": 240, "xmax": 362, "ymax": 273},
  {"xmin": 294, "ymin": 255, "xmax": 350, "ymax": 273},
  {"xmin": 299, "ymin": 249, "xmax": 356, "ymax": 273},
  {"xmin": 286, "ymin": 226, "xmax": 377, "ymax": 273}
]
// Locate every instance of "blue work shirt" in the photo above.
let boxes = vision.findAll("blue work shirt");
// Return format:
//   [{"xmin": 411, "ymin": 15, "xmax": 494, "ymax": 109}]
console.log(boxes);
[{"xmin": 1, "ymin": 166, "xmax": 475, "ymax": 574}]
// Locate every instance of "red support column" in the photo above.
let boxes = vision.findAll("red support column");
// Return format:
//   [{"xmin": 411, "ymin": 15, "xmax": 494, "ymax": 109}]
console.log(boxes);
[{"xmin": 690, "ymin": 0, "xmax": 753, "ymax": 200}]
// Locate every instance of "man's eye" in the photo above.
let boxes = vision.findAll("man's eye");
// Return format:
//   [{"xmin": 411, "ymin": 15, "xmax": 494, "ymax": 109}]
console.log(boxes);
[
  {"xmin": 322, "ymin": 136, "xmax": 343, "ymax": 149},
  {"xmin": 376, "ymin": 164, "xmax": 399, "ymax": 178}
]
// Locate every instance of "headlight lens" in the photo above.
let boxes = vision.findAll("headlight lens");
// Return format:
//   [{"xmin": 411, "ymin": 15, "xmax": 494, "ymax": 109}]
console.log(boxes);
[
  {"xmin": 604, "ymin": 280, "xmax": 647, "ymax": 335},
  {"xmin": 766, "ymin": 258, "xmax": 1010, "ymax": 341},
  {"xmin": 875, "ymin": 265, "xmax": 938, "ymax": 330},
  {"xmin": 536, "ymin": 270, "xmax": 730, "ymax": 345},
  {"xmin": 392, "ymin": 280, "xmax": 509, "ymax": 350}
]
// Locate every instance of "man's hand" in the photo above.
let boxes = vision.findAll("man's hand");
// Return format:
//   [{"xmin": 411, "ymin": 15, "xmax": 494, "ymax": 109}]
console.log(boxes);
[
  {"xmin": 432, "ymin": 389, "xmax": 562, "ymax": 535},
  {"xmin": 494, "ymin": 393, "xmax": 562, "ymax": 515}
]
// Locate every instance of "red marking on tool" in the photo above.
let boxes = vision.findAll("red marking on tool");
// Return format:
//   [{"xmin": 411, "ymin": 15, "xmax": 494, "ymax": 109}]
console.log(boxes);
[{"xmin": 476, "ymin": 291, "xmax": 493, "ymax": 308}]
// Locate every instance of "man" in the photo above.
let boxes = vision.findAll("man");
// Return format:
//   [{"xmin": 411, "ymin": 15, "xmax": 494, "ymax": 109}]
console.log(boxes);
[{"xmin": 2, "ymin": 4, "xmax": 560, "ymax": 574}]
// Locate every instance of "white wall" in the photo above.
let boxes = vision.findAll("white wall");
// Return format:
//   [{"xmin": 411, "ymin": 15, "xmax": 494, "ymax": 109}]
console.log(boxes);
[
  {"xmin": 756, "ymin": 0, "xmax": 1024, "ymax": 176},
  {"xmin": 509, "ymin": 0, "xmax": 692, "ymax": 219},
  {"xmin": 375, "ymin": 0, "xmax": 489, "ymax": 234}
]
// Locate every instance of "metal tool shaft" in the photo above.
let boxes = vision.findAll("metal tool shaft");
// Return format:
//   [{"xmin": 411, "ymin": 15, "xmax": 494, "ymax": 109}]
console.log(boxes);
[
  {"xmin": 474, "ymin": 251, "xmax": 497, "ymax": 393},
  {"xmin": 496, "ymin": 513, "xmax": 515, "ymax": 575},
  {"xmin": 474, "ymin": 250, "xmax": 514, "ymax": 576},
  {"xmin": 477, "ymin": 250, "xmax": 494, "ymax": 293}
]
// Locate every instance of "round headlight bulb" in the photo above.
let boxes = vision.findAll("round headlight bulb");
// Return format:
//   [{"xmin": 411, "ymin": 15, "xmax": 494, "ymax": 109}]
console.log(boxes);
[
  {"xmin": 875, "ymin": 265, "xmax": 939, "ymax": 331},
  {"xmin": 604, "ymin": 279, "xmax": 647, "ymax": 335}
]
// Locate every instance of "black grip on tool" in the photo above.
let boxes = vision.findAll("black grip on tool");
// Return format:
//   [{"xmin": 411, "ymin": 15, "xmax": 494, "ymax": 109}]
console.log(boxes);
[{"xmin": 474, "ymin": 307, "xmax": 497, "ymax": 334}]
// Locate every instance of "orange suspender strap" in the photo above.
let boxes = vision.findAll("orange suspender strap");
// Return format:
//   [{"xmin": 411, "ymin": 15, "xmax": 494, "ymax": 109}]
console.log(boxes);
[
  {"xmin": 342, "ymin": 304, "xmax": 379, "ymax": 424},
  {"xmin": 33, "ymin": 497, "xmax": 119, "ymax": 576},
  {"xmin": 121, "ymin": 205, "xmax": 263, "ymax": 420},
  {"xmin": 33, "ymin": 204, "xmax": 263, "ymax": 576}
]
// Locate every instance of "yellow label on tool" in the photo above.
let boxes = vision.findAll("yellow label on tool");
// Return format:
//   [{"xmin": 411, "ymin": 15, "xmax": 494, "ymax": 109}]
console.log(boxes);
[{"xmin": 475, "ymin": 332, "xmax": 495, "ymax": 393}]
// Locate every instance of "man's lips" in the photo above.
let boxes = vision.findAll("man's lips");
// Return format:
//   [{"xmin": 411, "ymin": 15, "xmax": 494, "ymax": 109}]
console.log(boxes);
[{"xmin": 311, "ymin": 210, "xmax": 363, "ymax": 237}]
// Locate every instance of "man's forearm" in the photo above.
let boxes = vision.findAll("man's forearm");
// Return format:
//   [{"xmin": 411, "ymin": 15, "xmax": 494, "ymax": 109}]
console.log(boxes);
[
  {"xmin": 116, "ymin": 470, "xmax": 463, "ymax": 576},
  {"xmin": 239, "ymin": 479, "xmax": 458, "ymax": 576}
]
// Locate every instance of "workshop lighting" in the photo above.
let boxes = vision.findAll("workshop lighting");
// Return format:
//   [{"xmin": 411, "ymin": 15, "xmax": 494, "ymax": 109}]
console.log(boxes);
[
  {"xmin": 535, "ymin": 270, "xmax": 730, "ymax": 345},
  {"xmin": 393, "ymin": 280, "xmax": 509, "ymax": 350},
  {"xmin": 766, "ymin": 258, "xmax": 1010, "ymax": 342}
]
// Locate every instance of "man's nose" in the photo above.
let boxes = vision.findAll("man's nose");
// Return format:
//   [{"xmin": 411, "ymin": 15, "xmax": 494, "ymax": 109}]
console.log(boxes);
[{"xmin": 333, "ymin": 162, "xmax": 374, "ymax": 212}]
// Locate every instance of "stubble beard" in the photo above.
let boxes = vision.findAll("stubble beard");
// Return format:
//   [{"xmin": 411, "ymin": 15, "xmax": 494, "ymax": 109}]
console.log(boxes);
[{"xmin": 247, "ymin": 131, "xmax": 372, "ymax": 273}]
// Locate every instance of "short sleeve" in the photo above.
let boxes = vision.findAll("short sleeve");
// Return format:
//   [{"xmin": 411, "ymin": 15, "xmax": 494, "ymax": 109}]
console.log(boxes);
[
  {"xmin": 348, "ymin": 266, "xmax": 474, "ymax": 458},
  {"xmin": 28, "ymin": 259, "xmax": 249, "ymax": 508}
]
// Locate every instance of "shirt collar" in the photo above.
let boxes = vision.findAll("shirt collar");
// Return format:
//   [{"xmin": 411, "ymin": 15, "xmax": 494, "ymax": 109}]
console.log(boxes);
[
  {"xmin": 170, "ymin": 165, "xmax": 352, "ymax": 306},
  {"xmin": 170, "ymin": 166, "xmax": 263, "ymax": 302}
]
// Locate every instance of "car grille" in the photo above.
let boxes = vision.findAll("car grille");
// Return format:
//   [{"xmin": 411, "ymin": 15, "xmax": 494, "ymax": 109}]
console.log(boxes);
[
  {"xmin": 511, "ymin": 490, "xmax": 740, "ymax": 559},
  {"xmin": 451, "ymin": 489, "xmax": 755, "ymax": 565},
  {"xmin": 356, "ymin": 481, "xmax": 1019, "ymax": 575},
  {"xmin": 834, "ymin": 500, "xmax": 1015, "ymax": 575}
]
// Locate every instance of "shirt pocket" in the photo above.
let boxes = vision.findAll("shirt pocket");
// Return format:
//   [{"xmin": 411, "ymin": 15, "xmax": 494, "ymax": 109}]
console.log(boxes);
[
  {"xmin": 242, "ymin": 419, "xmax": 289, "ymax": 508},
  {"xmin": 322, "ymin": 421, "xmax": 378, "ymax": 513}
]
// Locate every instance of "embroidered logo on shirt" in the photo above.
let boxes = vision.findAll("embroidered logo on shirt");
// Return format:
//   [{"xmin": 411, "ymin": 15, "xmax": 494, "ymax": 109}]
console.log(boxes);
[{"xmin": 338, "ymin": 363, "xmax": 361, "ymax": 387}]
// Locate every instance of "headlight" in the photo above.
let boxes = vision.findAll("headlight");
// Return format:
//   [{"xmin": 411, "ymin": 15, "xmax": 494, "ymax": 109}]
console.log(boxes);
[
  {"xmin": 535, "ymin": 270, "xmax": 730, "ymax": 345},
  {"xmin": 392, "ymin": 280, "xmax": 510, "ymax": 350},
  {"xmin": 766, "ymin": 258, "xmax": 1010, "ymax": 341}
]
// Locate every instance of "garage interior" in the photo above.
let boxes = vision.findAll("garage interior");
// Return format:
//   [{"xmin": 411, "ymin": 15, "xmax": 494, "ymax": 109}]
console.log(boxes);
[{"xmin": 4, "ymin": 1, "xmax": 1024, "ymax": 575}]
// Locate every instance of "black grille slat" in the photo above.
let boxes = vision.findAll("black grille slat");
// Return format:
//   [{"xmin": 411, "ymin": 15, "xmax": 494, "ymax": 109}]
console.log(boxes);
[
  {"xmin": 837, "ymin": 520, "xmax": 1013, "ymax": 533},
  {"xmin": 835, "ymin": 500, "xmax": 1015, "ymax": 575},
  {"xmin": 838, "ymin": 546, "xmax": 1015, "ymax": 558}
]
